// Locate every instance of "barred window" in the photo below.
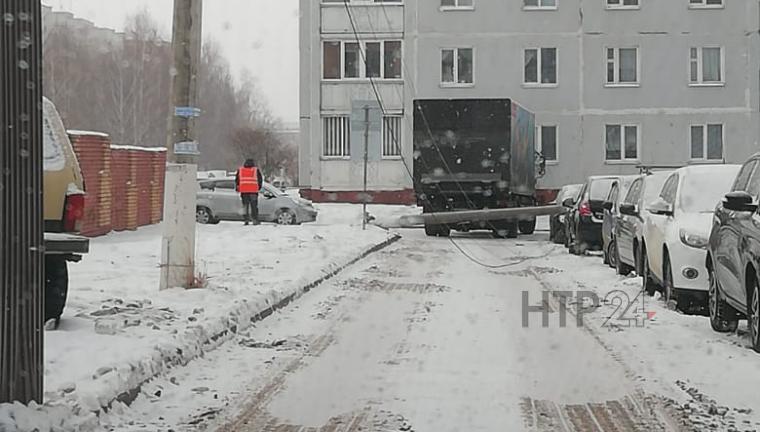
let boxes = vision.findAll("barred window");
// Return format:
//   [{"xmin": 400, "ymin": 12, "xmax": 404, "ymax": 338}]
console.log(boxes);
[
  {"xmin": 382, "ymin": 116, "xmax": 402, "ymax": 157},
  {"xmin": 323, "ymin": 116, "xmax": 350, "ymax": 157}
]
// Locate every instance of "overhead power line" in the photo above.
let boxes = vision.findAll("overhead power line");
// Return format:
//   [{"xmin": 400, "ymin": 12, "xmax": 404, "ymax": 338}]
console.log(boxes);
[{"xmin": 341, "ymin": 1, "xmax": 539, "ymax": 269}]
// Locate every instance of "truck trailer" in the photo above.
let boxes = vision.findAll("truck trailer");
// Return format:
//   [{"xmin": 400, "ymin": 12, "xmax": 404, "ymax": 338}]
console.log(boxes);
[{"xmin": 413, "ymin": 98, "xmax": 539, "ymax": 238}]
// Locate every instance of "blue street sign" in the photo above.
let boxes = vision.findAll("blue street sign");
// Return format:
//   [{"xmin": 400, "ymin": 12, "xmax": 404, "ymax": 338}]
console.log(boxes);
[
  {"xmin": 174, "ymin": 141, "xmax": 200, "ymax": 155},
  {"xmin": 174, "ymin": 106, "xmax": 202, "ymax": 118}
]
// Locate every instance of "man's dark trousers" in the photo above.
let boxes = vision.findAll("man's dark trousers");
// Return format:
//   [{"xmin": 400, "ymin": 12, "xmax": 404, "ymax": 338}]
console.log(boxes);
[{"xmin": 241, "ymin": 193, "xmax": 259, "ymax": 224}]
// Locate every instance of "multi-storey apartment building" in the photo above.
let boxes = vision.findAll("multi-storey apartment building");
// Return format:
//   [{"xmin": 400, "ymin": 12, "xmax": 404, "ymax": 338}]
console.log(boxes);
[{"xmin": 299, "ymin": 0, "xmax": 760, "ymax": 203}]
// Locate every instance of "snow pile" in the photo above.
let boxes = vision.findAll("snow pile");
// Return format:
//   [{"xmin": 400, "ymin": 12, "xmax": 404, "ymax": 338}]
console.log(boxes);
[{"xmin": 1, "ymin": 217, "xmax": 398, "ymax": 431}]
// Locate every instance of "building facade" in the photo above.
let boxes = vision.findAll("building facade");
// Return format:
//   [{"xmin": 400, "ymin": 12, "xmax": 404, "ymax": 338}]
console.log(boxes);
[{"xmin": 299, "ymin": 0, "xmax": 760, "ymax": 203}]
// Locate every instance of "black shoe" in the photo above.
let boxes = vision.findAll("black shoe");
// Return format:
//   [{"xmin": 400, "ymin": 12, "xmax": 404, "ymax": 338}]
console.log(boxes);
[
  {"xmin": 252, "ymin": 220, "xmax": 260, "ymax": 226},
  {"xmin": 244, "ymin": 221, "xmax": 250, "ymax": 226}
]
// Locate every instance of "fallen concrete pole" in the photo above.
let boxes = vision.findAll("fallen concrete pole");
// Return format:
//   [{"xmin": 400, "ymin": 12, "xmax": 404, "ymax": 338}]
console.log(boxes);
[{"xmin": 398, "ymin": 205, "xmax": 565, "ymax": 227}]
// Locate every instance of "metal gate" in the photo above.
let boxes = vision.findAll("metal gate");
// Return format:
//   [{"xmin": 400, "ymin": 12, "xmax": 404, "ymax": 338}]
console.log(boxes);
[{"xmin": 0, "ymin": 0, "xmax": 45, "ymax": 404}]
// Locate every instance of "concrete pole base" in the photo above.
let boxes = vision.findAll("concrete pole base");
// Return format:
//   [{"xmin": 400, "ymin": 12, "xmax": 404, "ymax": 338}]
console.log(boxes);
[{"xmin": 160, "ymin": 163, "xmax": 198, "ymax": 290}]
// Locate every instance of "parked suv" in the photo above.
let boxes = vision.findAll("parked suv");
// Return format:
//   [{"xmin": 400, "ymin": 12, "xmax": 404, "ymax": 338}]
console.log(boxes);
[
  {"xmin": 616, "ymin": 171, "xmax": 671, "ymax": 278},
  {"xmin": 564, "ymin": 176, "xmax": 619, "ymax": 255},
  {"xmin": 602, "ymin": 175, "xmax": 638, "ymax": 267},
  {"xmin": 707, "ymin": 155, "xmax": 760, "ymax": 351},
  {"xmin": 643, "ymin": 165, "xmax": 740, "ymax": 312},
  {"xmin": 549, "ymin": 184, "xmax": 582, "ymax": 244},
  {"xmin": 196, "ymin": 179, "xmax": 318, "ymax": 225}
]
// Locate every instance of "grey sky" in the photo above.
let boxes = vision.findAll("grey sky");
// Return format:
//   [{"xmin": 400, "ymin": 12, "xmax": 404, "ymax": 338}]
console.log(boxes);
[{"xmin": 48, "ymin": 0, "xmax": 299, "ymax": 125}]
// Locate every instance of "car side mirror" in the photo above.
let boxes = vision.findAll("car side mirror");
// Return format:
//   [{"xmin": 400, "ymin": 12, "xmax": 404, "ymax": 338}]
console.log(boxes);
[
  {"xmin": 723, "ymin": 191, "xmax": 758, "ymax": 213},
  {"xmin": 647, "ymin": 198, "xmax": 674, "ymax": 216},
  {"xmin": 602, "ymin": 201, "xmax": 614, "ymax": 211},
  {"xmin": 619, "ymin": 203, "xmax": 638, "ymax": 216},
  {"xmin": 562, "ymin": 197, "xmax": 575, "ymax": 208}
]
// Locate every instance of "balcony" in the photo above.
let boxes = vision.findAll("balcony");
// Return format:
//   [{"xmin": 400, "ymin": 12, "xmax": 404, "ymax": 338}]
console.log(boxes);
[
  {"xmin": 321, "ymin": 2, "xmax": 404, "ymax": 36},
  {"xmin": 321, "ymin": 81, "xmax": 405, "ymax": 112}
]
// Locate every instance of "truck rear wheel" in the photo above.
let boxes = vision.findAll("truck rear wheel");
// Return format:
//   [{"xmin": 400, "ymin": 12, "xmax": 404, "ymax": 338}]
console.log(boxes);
[
  {"xmin": 45, "ymin": 255, "xmax": 69, "ymax": 323},
  {"xmin": 518, "ymin": 219, "xmax": 536, "ymax": 235},
  {"xmin": 425, "ymin": 223, "xmax": 450, "ymax": 237}
]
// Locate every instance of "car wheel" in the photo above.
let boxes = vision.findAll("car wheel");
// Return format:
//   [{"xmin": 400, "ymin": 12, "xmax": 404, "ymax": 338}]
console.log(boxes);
[
  {"xmin": 275, "ymin": 209, "xmax": 297, "ymax": 225},
  {"xmin": 641, "ymin": 247, "xmax": 657, "ymax": 296},
  {"xmin": 45, "ymin": 255, "xmax": 69, "ymax": 323},
  {"xmin": 506, "ymin": 222, "xmax": 519, "ymax": 239},
  {"xmin": 518, "ymin": 219, "xmax": 536, "ymax": 235},
  {"xmin": 196, "ymin": 207, "xmax": 215, "ymax": 224},
  {"xmin": 708, "ymin": 266, "xmax": 739, "ymax": 333},
  {"xmin": 607, "ymin": 240, "xmax": 617, "ymax": 269},
  {"xmin": 663, "ymin": 255, "xmax": 677, "ymax": 310},
  {"xmin": 616, "ymin": 242, "xmax": 634, "ymax": 276},
  {"xmin": 749, "ymin": 280, "xmax": 760, "ymax": 353}
]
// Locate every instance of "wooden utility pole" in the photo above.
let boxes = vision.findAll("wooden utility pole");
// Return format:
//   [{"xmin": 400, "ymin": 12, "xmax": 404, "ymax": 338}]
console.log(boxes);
[
  {"xmin": 0, "ymin": 0, "xmax": 45, "ymax": 403},
  {"xmin": 160, "ymin": 0, "xmax": 203, "ymax": 290}
]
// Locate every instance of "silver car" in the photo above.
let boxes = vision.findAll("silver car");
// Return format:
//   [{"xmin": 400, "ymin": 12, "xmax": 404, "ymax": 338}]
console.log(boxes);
[{"xmin": 196, "ymin": 178, "xmax": 317, "ymax": 225}]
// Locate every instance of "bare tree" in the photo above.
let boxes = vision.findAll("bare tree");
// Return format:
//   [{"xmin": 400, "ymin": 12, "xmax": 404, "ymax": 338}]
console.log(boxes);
[{"xmin": 42, "ymin": 7, "xmax": 295, "ymax": 178}]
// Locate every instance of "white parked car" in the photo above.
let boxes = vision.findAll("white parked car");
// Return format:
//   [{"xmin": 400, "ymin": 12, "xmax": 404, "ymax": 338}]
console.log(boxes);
[{"xmin": 641, "ymin": 164, "xmax": 741, "ymax": 312}]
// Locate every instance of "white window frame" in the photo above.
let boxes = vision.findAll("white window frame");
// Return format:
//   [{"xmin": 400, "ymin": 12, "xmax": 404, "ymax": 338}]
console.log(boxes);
[
  {"xmin": 688, "ymin": 0, "xmax": 724, "ymax": 9},
  {"xmin": 321, "ymin": 115, "xmax": 351, "ymax": 159},
  {"xmin": 523, "ymin": 47, "xmax": 558, "ymax": 87},
  {"xmin": 440, "ymin": 47, "xmax": 475, "ymax": 88},
  {"xmin": 606, "ymin": 0, "xmax": 640, "ymax": 10},
  {"xmin": 605, "ymin": 47, "xmax": 640, "ymax": 87},
  {"xmin": 689, "ymin": 123, "xmax": 725, "ymax": 162},
  {"xmin": 604, "ymin": 124, "xmax": 640, "ymax": 163},
  {"xmin": 536, "ymin": 124, "xmax": 559, "ymax": 164},
  {"xmin": 523, "ymin": 0, "xmax": 557, "ymax": 11},
  {"xmin": 321, "ymin": 40, "xmax": 404, "ymax": 81},
  {"xmin": 689, "ymin": 46, "xmax": 725, "ymax": 87},
  {"xmin": 440, "ymin": 0, "xmax": 474, "ymax": 11},
  {"xmin": 382, "ymin": 115, "xmax": 403, "ymax": 159}
]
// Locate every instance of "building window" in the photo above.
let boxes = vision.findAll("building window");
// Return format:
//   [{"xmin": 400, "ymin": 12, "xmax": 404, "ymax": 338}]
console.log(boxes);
[
  {"xmin": 523, "ymin": 0, "xmax": 557, "ymax": 9},
  {"xmin": 690, "ymin": 124, "xmax": 723, "ymax": 160},
  {"xmin": 384, "ymin": 41, "xmax": 402, "ymax": 79},
  {"xmin": 382, "ymin": 116, "xmax": 402, "ymax": 157},
  {"xmin": 606, "ymin": 0, "xmax": 639, "ymax": 9},
  {"xmin": 323, "ymin": 116, "xmax": 350, "ymax": 157},
  {"xmin": 606, "ymin": 124, "xmax": 639, "ymax": 161},
  {"xmin": 322, "ymin": 40, "xmax": 403, "ymax": 80},
  {"xmin": 606, "ymin": 47, "xmax": 638, "ymax": 86},
  {"xmin": 441, "ymin": 48, "xmax": 474, "ymax": 86},
  {"xmin": 323, "ymin": 41, "xmax": 341, "ymax": 79},
  {"xmin": 524, "ymin": 48, "xmax": 557, "ymax": 86},
  {"xmin": 690, "ymin": 47, "xmax": 723, "ymax": 85},
  {"xmin": 537, "ymin": 125, "xmax": 558, "ymax": 162},
  {"xmin": 441, "ymin": 0, "xmax": 474, "ymax": 10},
  {"xmin": 689, "ymin": 0, "xmax": 723, "ymax": 8}
]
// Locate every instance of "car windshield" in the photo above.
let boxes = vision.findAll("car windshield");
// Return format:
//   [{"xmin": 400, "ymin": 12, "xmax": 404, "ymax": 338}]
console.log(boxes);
[
  {"xmin": 558, "ymin": 185, "xmax": 581, "ymax": 202},
  {"xmin": 680, "ymin": 168, "xmax": 740, "ymax": 213},
  {"xmin": 642, "ymin": 173, "xmax": 671, "ymax": 205},
  {"xmin": 589, "ymin": 178, "xmax": 616, "ymax": 201}
]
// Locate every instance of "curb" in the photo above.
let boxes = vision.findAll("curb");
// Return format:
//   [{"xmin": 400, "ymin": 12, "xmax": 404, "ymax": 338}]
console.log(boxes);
[
  {"xmin": 110, "ymin": 233, "xmax": 402, "ymax": 410},
  {"xmin": 4, "ymin": 233, "xmax": 402, "ymax": 432}
]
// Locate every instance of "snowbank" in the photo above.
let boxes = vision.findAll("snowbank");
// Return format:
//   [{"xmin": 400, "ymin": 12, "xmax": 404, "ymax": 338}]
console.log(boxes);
[{"xmin": 0, "ymin": 219, "xmax": 398, "ymax": 431}]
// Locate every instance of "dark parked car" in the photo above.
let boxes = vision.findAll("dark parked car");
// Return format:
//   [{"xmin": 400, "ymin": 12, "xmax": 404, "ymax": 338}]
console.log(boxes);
[
  {"xmin": 602, "ymin": 175, "xmax": 638, "ymax": 267},
  {"xmin": 706, "ymin": 154, "xmax": 760, "ymax": 352},
  {"xmin": 550, "ymin": 184, "xmax": 582, "ymax": 244},
  {"xmin": 564, "ymin": 176, "xmax": 619, "ymax": 255},
  {"xmin": 615, "ymin": 171, "xmax": 671, "ymax": 278}
]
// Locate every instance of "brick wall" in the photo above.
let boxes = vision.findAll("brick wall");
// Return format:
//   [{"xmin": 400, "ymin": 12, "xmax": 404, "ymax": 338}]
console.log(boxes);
[{"xmin": 68, "ymin": 131, "xmax": 167, "ymax": 237}]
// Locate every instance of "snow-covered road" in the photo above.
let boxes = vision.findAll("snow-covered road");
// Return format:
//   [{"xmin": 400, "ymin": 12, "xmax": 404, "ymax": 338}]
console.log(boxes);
[{"xmin": 97, "ymin": 225, "xmax": 760, "ymax": 432}]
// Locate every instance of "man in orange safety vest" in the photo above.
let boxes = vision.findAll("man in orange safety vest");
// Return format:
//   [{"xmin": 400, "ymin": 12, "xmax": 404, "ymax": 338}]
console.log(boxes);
[{"xmin": 235, "ymin": 158, "xmax": 264, "ymax": 225}]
